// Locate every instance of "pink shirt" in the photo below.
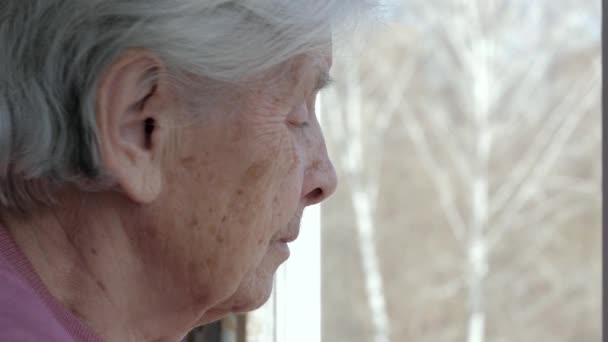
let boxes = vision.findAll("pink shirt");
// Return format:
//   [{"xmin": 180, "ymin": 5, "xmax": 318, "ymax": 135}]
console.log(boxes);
[{"xmin": 0, "ymin": 224, "xmax": 103, "ymax": 341}]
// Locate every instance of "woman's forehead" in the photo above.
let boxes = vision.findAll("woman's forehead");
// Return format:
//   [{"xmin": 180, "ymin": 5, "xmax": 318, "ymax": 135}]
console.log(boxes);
[{"xmin": 240, "ymin": 52, "xmax": 331, "ymax": 98}]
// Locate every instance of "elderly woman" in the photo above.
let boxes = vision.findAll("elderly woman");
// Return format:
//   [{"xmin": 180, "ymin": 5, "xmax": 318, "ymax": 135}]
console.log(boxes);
[{"xmin": 0, "ymin": 1, "xmax": 369, "ymax": 341}]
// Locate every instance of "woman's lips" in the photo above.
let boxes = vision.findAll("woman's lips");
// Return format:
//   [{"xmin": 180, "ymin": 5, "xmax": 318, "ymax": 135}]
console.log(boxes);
[
  {"xmin": 277, "ymin": 220, "xmax": 301, "ymax": 243},
  {"xmin": 271, "ymin": 240, "xmax": 290, "ymax": 259},
  {"xmin": 279, "ymin": 233, "xmax": 298, "ymax": 244}
]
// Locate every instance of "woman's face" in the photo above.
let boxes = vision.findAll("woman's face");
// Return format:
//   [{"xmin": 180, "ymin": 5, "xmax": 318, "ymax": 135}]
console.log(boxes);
[{"xmin": 134, "ymin": 52, "xmax": 337, "ymax": 320}]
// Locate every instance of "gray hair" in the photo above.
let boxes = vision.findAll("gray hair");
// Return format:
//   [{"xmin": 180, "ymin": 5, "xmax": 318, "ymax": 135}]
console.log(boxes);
[{"xmin": 0, "ymin": 0, "xmax": 373, "ymax": 211}]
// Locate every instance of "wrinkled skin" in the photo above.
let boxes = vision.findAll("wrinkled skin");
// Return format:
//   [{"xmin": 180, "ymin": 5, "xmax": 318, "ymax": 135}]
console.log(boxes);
[
  {"xmin": 143, "ymin": 52, "xmax": 338, "ymax": 320},
  {"xmin": 1, "ymin": 51, "xmax": 337, "ymax": 341}
]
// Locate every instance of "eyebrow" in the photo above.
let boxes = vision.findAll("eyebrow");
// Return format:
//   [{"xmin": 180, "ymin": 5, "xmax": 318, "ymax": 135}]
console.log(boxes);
[{"xmin": 314, "ymin": 70, "xmax": 335, "ymax": 92}]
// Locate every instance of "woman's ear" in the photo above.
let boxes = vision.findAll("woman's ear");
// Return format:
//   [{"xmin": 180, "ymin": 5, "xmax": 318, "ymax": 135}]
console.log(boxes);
[{"xmin": 95, "ymin": 49, "xmax": 171, "ymax": 204}]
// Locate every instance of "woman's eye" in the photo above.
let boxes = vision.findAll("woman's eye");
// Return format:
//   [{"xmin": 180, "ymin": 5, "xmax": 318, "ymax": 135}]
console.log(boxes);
[
  {"xmin": 287, "ymin": 101, "xmax": 310, "ymax": 128},
  {"xmin": 292, "ymin": 120, "xmax": 309, "ymax": 128}
]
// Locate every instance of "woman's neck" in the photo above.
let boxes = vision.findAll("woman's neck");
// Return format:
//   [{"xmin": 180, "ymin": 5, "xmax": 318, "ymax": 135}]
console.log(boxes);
[{"xmin": 1, "ymin": 193, "xmax": 200, "ymax": 341}]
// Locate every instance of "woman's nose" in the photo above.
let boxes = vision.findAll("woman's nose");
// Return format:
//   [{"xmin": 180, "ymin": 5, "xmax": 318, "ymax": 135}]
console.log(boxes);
[{"xmin": 301, "ymin": 142, "xmax": 338, "ymax": 207}]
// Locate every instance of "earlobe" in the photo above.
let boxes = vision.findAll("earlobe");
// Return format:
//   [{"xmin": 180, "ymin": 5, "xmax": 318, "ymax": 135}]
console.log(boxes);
[
  {"xmin": 119, "ymin": 162, "xmax": 162, "ymax": 204},
  {"xmin": 96, "ymin": 49, "xmax": 168, "ymax": 204}
]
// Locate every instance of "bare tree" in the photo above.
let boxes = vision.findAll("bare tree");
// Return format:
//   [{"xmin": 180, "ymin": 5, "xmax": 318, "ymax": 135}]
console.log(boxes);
[
  {"xmin": 401, "ymin": 0, "xmax": 599, "ymax": 341},
  {"xmin": 321, "ymin": 30, "xmax": 417, "ymax": 342},
  {"xmin": 321, "ymin": 0, "xmax": 600, "ymax": 341}
]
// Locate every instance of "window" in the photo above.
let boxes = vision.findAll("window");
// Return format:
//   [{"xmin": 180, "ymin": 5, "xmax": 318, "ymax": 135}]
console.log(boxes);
[{"xmin": 228, "ymin": 0, "xmax": 601, "ymax": 341}]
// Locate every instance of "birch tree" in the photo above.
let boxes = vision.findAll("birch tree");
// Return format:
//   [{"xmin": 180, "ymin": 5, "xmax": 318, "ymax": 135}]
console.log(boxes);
[
  {"xmin": 401, "ymin": 1, "xmax": 599, "ymax": 341},
  {"xmin": 321, "ymin": 30, "xmax": 418, "ymax": 342},
  {"xmin": 321, "ymin": 0, "xmax": 600, "ymax": 341}
]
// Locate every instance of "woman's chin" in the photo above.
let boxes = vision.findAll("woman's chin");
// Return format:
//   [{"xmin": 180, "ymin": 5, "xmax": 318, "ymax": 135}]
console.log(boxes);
[
  {"xmin": 227, "ymin": 281, "xmax": 275, "ymax": 314},
  {"xmin": 203, "ymin": 269, "xmax": 276, "ymax": 319}
]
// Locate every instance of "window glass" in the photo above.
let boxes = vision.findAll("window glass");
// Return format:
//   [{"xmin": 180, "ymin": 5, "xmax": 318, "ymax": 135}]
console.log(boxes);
[{"xmin": 320, "ymin": 1, "xmax": 601, "ymax": 341}]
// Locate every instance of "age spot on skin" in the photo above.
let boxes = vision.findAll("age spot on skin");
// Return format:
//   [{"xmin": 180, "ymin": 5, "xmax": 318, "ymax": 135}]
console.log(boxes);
[
  {"xmin": 221, "ymin": 216, "xmax": 228, "ymax": 223},
  {"xmin": 68, "ymin": 305, "xmax": 84, "ymax": 319},
  {"xmin": 245, "ymin": 160, "xmax": 270, "ymax": 180},
  {"xmin": 180, "ymin": 156, "xmax": 195, "ymax": 166},
  {"xmin": 96, "ymin": 280, "xmax": 107, "ymax": 292},
  {"xmin": 90, "ymin": 248, "xmax": 97, "ymax": 256},
  {"xmin": 288, "ymin": 144, "xmax": 299, "ymax": 175},
  {"xmin": 191, "ymin": 289, "xmax": 212, "ymax": 308}
]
